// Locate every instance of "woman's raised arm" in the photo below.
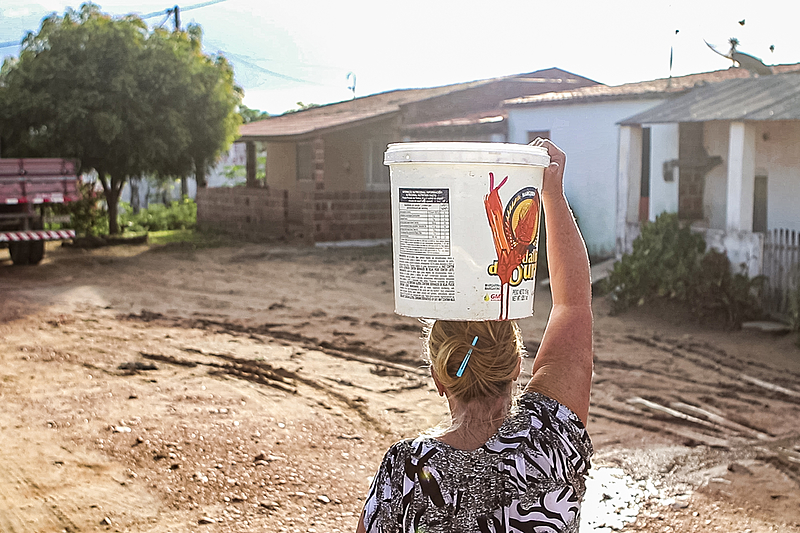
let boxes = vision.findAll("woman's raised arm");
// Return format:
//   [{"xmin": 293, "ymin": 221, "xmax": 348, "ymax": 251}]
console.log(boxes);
[{"xmin": 523, "ymin": 139, "xmax": 593, "ymax": 424}]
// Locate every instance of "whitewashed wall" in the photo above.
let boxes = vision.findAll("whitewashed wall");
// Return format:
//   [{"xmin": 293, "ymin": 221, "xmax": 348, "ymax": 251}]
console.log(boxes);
[
  {"xmin": 753, "ymin": 121, "xmax": 800, "ymax": 232},
  {"xmin": 507, "ymin": 99, "xmax": 662, "ymax": 258},
  {"xmin": 645, "ymin": 123, "xmax": 680, "ymax": 220},
  {"xmin": 703, "ymin": 120, "xmax": 800, "ymax": 233}
]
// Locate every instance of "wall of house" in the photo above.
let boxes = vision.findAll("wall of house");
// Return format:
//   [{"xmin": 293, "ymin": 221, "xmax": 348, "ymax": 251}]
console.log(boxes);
[
  {"xmin": 507, "ymin": 99, "xmax": 661, "ymax": 258},
  {"xmin": 263, "ymin": 141, "xmax": 307, "ymax": 224},
  {"xmin": 265, "ymin": 141, "xmax": 297, "ymax": 190},
  {"xmin": 646, "ymin": 123, "xmax": 680, "ymax": 220},
  {"xmin": 322, "ymin": 130, "xmax": 364, "ymax": 192},
  {"xmin": 753, "ymin": 121, "xmax": 800, "ymax": 232},
  {"xmin": 703, "ymin": 120, "xmax": 800, "ymax": 233}
]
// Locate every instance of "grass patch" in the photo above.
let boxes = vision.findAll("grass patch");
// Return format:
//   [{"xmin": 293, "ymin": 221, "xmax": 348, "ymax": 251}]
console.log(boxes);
[{"xmin": 147, "ymin": 229, "xmax": 225, "ymax": 248}]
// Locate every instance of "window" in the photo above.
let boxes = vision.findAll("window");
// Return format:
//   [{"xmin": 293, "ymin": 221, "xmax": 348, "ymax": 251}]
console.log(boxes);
[
  {"xmin": 753, "ymin": 175, "xmax": 767, "ymax": 233},
  {"xmin": 527, "ymin": 130, "xmax": 550, "ymax": 143},
  {"xmin": 296, "ymin": 141, "xmax": 313, "ymax": 181},
  {"xmin": 366, "ymin": 139, "xmax": 390, "ymax": 191},
  {"xmin": 639, "ymin": 127, "xmax": 651, "ymax": 222}
]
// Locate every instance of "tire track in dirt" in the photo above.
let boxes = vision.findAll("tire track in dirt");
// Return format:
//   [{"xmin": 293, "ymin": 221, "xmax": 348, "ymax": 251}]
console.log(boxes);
[
  {"xmin": 0, "ymin": 460, "xmax": 79, "ymax": 533},
  {"xmin": 592, "ymin": 331, "xmax": 800, "ymax": 485},
  {"xmin": 122, "ymin": 310, "xmax": 426, "ymax": 372},
  {"xmin": 139, "ymin": 349, "xmax": 393, "ymax": 432}
]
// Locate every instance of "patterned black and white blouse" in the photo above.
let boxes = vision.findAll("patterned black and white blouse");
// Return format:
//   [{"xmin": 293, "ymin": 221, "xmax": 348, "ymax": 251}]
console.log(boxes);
[{"xmin": 363, "ymin": 392, "xmax": 593, "ymax": 533}]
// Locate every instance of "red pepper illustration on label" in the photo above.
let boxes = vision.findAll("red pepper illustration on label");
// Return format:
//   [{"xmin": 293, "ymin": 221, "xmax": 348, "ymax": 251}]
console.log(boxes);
[{"xmin": 484, "ymin": 172, "xmax": 540, "ymax": 320}]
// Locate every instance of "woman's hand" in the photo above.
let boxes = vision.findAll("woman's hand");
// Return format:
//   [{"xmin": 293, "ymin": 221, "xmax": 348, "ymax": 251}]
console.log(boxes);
[{"xmin": 529, "ymin": 137, "xmax": 565, "ymax": 198}]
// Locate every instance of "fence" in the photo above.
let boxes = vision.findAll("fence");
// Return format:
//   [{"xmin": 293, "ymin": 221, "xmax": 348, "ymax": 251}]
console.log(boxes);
[
  {"xmin": 196, "ymin": 188, "xmax": 392, "ymax": 244},
  {"xmin": 302, "ymin": 190, "xmax": 391, "ymax": 243},
  {"xmin": 762, "ymin": 228, "xmax": 800, "ymax": 317},
  {"xmin": 196, "ymin": 187, "xmax": 289, "ymax": 240}
]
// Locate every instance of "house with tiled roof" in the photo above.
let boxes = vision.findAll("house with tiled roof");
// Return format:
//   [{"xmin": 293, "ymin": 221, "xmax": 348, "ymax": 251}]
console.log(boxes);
[
  {"xmin": 196, "ymin": 68, "xmax": 598, "ymax": 243},
  {"xmin": 617, "ymin": 70, "xmax": 800, "ymax": 315},
  {"xmin": 503, "ymin": 64, "xmax": 800, "ymax": 263}
]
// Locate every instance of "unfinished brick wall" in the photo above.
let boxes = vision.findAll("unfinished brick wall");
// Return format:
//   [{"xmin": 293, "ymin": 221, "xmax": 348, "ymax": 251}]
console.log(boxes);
[
  {"xmin": 196, "ymin": 187, "xmax": 288, "ymax": 240},
  {"xmin": 303, "ymin": 191, "xmax": 391, "ymax": 242}
]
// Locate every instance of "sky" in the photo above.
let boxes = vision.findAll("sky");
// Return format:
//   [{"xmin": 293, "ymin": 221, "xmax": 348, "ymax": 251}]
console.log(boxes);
[{"xmin": 2, "ymin": 0, "xmax": 800, "ymax": 115}]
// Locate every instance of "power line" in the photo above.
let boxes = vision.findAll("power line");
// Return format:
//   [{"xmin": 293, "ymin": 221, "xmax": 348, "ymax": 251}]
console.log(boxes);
[
  {"xmin": 139, "ymin": 0, "xmax": 229, "ymax": 21},
  {"xmin": 1, "ymin": 0, "xmax": 229, "ymax": 49},
  {"xmin": 2, "ymin": 1, "xmax": 349, "ymax": 93},
  {"xmin": 216, "ymin": 49, "xmax": 326, "ymax": 86}
]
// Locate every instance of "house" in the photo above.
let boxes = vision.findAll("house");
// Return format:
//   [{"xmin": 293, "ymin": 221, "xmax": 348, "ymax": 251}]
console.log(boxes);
[
  {"xmin": 196, "ymin": 68, "xmax": 598, "ymax": 243},
  {"xmin": 617, "ymin": 71, "xmax": 800, "ymax": 314},
  {"xmin": 503, "ymin": 65, "xmax": 800, "ymax": 261}
]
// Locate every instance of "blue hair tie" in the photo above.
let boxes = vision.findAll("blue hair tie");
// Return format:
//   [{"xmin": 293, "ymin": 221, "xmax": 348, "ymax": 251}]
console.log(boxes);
[{"xmin": 456, "ymin": 336, "xmax": 479, "ymax": 377}]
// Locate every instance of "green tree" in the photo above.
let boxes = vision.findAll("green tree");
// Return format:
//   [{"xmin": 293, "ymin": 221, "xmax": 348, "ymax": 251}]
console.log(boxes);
[
  {"xmin": 182, "ymin": 24, "xmax": 242, "ymax": 189},
  {"xmin": 0, "ymin": 3, "xmax": 241, "ymax": 233},
  {"xmin": 239, "ymin": 103, "xmax": 269, "ymax": 124}
]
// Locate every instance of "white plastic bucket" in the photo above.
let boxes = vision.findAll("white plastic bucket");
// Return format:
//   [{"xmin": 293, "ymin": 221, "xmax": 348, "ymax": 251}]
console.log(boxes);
[{"xmin": 384, "ymin": 142, "xmax": 549, "ymax": 321}]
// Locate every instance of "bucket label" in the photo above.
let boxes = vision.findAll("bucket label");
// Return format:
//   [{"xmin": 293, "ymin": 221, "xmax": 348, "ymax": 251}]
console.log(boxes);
[
  {"xmin": 398, "ymin": 255, "xmax": 456, "ymax": 301},
  {"xmin": 398, "ymin": 188, "xmax": 450, "ymax": 255},
  {"xmin": 397, "ymin": 188, "xmax": 455, "ymax": 301},
  {"xmin": 484, "ymin": 173, "xmax": 540, "ymax": 320}
]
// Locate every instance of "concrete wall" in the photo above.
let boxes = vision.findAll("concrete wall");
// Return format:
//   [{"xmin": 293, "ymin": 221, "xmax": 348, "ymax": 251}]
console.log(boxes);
[
  {"xmin": 507, "ymin": 99, "xmax": 662, "ymax": 258},
  {"xmin": 700, "ymin": 227, "xmax": 763, "ymax": 277},
  {"xmin": 303, "ymin": 191, "xmax": 391, "ymax": 243},
  {"xmin": 196, "ymin": 187, "xmax": 288, "ymax": 240},
  {"xmin": 196, "ymin": 187, "xmax": 391, "ymax": 244}
]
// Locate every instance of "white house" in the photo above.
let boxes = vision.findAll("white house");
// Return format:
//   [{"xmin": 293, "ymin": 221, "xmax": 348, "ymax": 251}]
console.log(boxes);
[
  {"xmin": 618, "ymin": 71, "xmax": 800, "ymax": 279},
  {"xmin": 504, "ymin": 65, "xmax": 800, "ymax": 267}
]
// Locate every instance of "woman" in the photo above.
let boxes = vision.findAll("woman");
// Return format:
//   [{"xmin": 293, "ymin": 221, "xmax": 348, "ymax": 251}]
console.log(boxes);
[{"xmin": 357, "ymin": 139, "xmax": 594, "ymax": 533}]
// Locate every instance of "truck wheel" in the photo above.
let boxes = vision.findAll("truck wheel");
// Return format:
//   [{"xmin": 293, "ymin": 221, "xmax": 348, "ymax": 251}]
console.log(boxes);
[
  {"xmin": 28, "ymin": 241, "xmax": 45, "ymax": 264},
  {"xmin": 9, "ymin": 242, "xmax": 32, "ymax": 266}
]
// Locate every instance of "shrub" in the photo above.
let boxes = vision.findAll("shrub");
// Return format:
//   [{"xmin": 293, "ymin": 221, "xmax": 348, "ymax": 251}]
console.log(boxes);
[
  {"xmin": 603, "ymin": 213, "xmax": 763, "ymax": 328},
  {"xmin": 788, "ymin": 269, "xmax": 800, "ymax": 347},
  {"xmin": 604, "ymin": 213, "xmax": 706, "ymax": 311},
  {"xmin": 49, "ymin": 180, "xmax": 109, "ymax": 236},
  {"xmin": 121, "ymin": 198, "xmax": 197, "ymax": 233},
  {"xmin": 690, "ymin": 249, "xmax": 765, "ymax": 326}
]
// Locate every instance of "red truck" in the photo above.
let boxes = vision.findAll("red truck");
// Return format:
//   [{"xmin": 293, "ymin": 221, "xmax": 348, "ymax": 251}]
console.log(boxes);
[{"xmin": 0, "ymin": 158, "xmax": 81, "ymax": 265}]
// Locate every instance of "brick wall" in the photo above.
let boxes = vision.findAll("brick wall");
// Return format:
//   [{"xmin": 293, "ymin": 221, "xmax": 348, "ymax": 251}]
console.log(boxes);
[
  {"xmin": 303, "ymin": 191, "xmax": 391, "ymax": 242},
  {"xmin": 196, "ymin": 187, "xmax": 288, "ymax": 240}
]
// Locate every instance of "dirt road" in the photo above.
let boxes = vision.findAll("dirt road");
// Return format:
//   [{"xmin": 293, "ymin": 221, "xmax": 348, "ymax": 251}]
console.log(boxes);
[{"xmin": 1, "ymin": 240, "xmax": 799, "ymax": 532}]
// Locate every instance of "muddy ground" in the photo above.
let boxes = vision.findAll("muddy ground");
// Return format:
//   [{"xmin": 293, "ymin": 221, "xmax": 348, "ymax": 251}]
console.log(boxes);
[{"xmin": 0, "ymin": 239, "xmax": 799, "ymax": 533}]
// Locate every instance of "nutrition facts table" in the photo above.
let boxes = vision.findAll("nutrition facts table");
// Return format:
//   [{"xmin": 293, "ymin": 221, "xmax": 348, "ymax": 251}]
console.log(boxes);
[
  {"xmin": 397, "ymin": 188, "xmax": 451, "ymax": 256},
  {"xmin": 396, "ymin": 188, "xmax": 456, "ymax": 301}
]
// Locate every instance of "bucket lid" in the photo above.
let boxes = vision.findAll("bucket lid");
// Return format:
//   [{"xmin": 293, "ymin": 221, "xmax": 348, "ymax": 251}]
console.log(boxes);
[{"xmin": 384, "ymin": 142, "xmax": 549, "ymax": 167}]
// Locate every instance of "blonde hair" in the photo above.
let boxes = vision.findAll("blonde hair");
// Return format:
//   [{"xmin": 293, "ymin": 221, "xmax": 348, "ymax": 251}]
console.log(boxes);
[{"xmin": 423, "ymin": 320, "xmax": 525, "ymax": 404}]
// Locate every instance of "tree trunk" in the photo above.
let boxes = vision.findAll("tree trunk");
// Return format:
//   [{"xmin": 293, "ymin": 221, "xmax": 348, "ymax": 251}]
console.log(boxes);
[
  {"xmin": 98, "ymin": 171, "xmax": 126, "ymax": 235},
  {"xmin": 108, "ymin": 192, "xmax": 120, "ymax": 234},
  {"xmin": 130, "ymin": 176, "xmax": 141, "ymax": 214},
  {"xmin": 195, "ymin": 160, "xmax": 207, "ymax": 188},
  {"xmin": 181, "ymin": 176, "xmax": 188, "ymax": 199}
]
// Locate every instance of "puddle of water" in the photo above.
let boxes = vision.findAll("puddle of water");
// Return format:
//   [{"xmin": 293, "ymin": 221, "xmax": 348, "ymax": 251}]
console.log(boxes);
[{"xmin": 580, "ymin": 466, "xmax": 663, "ymax": 532}]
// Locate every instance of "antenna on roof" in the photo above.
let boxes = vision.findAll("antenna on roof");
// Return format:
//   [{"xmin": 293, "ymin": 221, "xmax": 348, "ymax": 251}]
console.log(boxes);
[
  {"xmin": 346, "ymin": 72, "xmax": 357, "ymax": 99},
  {"xmin": 669, "ymin": 29, "xmax": 679, "ymax": 79}
]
